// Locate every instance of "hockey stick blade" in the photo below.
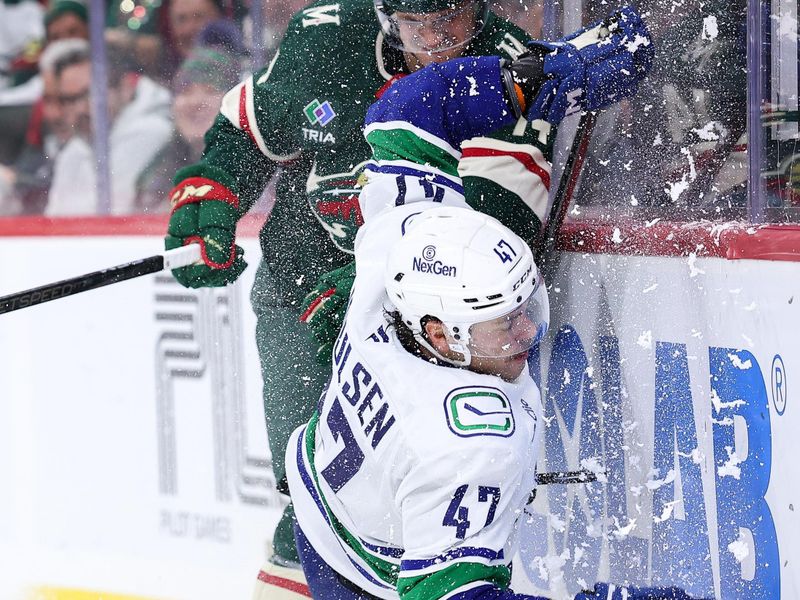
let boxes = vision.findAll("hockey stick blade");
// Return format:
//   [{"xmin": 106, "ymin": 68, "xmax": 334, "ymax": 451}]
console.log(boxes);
[{"xmin": 0, "ymin": 244, "xmax": 201, "ymax": 315}]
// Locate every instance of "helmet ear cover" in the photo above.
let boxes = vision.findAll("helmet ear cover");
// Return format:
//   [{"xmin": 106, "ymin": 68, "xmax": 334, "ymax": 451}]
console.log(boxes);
[{"xmin": 374, "ymin": 0, "xmax": 490, "ymax": 54}]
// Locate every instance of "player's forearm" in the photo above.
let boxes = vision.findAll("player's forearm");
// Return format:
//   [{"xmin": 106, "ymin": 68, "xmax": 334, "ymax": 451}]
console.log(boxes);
[
  {"xmin": 173, "ymin": 116, "xmax": 278, "ymax": 217},
  {"xmin": 365, "ymin": 55, "xmax": 518, "ymax": 167}
]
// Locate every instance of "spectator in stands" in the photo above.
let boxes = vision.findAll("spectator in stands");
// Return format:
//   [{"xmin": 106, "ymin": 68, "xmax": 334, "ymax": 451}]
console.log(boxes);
[
  {"xmin": 0, "ymin": 39, "xmax": 78, "ymax": 216},
  {"xmin": 136, "ymin": 45, "xmax": 242, "ymax": 212},
  {"xmin": 0, "ymin": 0, "xmax": 45, "ymax": 167},
  {"xmin": 160, "ymin": 0, "xmax": 224, "ymax": 81},
  {"xmin": 44, "ymin": 0, "xmax": 89, "ymax": 43},
  {"xmin": 45, "ymin": 40, "xmax": 173, "ymax": 215},
  {"xmin": 260, "ymin": 0, "xmax": 309, "ymax": 61}
]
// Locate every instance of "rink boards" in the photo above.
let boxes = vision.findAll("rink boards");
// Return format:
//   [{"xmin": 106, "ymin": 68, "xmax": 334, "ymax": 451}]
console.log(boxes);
[{"xmin": 0, "ymin": 218, "xmax": 797, "ymax": 599}]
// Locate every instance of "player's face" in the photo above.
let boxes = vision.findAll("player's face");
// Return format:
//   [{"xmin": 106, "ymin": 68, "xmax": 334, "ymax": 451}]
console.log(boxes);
[
  {"xmin": 396, "ymin": 0, "xmax": 480, "ymax": 67},
  {"xmin": 465, "ymin": 302, "xmax": 541, "ymax": 382}
]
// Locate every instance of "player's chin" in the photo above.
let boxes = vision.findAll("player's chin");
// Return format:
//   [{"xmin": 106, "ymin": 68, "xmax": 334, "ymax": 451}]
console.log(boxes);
[{"xmin": 500, "ymin": 350, "xmax": 531, "ymax": 381}]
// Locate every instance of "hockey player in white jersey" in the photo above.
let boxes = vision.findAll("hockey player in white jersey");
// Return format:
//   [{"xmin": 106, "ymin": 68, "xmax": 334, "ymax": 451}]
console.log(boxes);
[{"xmin": 285, "ymin": 8, "xmax": 658, "ymax": 600}]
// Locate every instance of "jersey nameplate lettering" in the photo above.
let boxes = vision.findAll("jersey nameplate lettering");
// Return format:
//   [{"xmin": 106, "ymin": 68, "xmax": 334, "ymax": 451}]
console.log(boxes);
[{"xmin": 444, "ymin": 386, "xmax": 515, "ymax": 438}]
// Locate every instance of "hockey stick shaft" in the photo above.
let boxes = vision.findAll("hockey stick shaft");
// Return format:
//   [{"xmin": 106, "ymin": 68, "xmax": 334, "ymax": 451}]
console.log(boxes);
[
  {"xmin": 0, "ymin": 244, "xmax": 201, "ymax": 315},
  {"xmin": 535, "ymin": 469, "xmax": 601, "ymax": 486},
  {"xmin": 535, "ymin": 110, "xmax": 597, "ymax": 272}
]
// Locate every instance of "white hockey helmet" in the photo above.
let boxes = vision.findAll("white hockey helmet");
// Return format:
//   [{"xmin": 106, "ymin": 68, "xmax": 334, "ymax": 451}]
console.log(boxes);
[{"xmin": 385, "ymin": 206, "xmax": 549, "ymax": 366}]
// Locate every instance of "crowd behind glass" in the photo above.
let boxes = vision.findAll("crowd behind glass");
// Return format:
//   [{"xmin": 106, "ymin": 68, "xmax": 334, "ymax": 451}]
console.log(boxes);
[{"xmin": 0, "ymin": 0, "xmax": 795, "ymax": 222}]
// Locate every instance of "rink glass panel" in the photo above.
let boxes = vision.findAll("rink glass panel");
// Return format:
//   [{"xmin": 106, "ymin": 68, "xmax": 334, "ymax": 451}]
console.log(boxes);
[{"xmin": 553, "ymin": 0, "xmax": 800, "ymax": 226}]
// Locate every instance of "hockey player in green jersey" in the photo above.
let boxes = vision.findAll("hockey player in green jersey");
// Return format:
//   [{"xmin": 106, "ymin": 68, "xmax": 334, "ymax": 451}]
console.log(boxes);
[{"xmin": 165, "ymin": 0, "xmax": 556, "ymax": 590}]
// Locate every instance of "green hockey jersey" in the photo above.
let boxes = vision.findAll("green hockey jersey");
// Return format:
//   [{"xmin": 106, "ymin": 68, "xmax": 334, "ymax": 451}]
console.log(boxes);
[{"xmin": 174, "ymin": 0, "xmax": 555, "ymax": 304}]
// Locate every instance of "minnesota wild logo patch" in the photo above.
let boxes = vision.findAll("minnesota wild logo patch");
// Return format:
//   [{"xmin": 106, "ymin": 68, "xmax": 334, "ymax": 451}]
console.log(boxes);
[{"xmin": 444, "ymin": 386, "xmax": 515, "ymax": 438}]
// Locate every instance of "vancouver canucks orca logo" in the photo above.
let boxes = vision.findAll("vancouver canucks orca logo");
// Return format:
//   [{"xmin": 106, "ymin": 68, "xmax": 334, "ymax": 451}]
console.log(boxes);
[{"xmin": 444, "ymin": 386, "xmax": 515, "ymax": 438}]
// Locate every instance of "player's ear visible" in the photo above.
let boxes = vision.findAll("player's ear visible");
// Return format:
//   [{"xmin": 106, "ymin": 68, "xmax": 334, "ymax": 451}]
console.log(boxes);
[{"xmin": 423, "ymin": 318, "xmax": 450, "ymax": 354}]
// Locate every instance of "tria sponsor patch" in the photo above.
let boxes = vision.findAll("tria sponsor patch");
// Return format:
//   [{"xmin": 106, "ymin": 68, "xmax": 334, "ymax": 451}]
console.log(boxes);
[{"xmin": 304, "ymin": 99, "xmax": 336, "ymax": 127}]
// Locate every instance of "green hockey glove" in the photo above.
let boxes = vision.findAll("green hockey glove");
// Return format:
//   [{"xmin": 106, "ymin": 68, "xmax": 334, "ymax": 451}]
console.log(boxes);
[
  {"xmin": 164, "ymin": 176, "xmax": 247, "ymax": 288},
  {"xmin": 299, "ymin": 261, "xmax": 356, "ymax": 364}
]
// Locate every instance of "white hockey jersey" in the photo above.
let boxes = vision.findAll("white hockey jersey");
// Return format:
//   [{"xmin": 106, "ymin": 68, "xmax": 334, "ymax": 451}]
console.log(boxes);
[{"xmin": 286, "ymin": 56, "xmax": 544, "ymax": 600}]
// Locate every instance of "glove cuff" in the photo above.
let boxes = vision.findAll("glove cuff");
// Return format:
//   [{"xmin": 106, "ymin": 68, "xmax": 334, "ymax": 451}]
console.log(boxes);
[
  {"xmin": 169, "ymin": 177, "xmax": 240, "ymax": 213},
  {"xmin": 184, "ymin": 235, "xmax": 239, "ymax": 270}
]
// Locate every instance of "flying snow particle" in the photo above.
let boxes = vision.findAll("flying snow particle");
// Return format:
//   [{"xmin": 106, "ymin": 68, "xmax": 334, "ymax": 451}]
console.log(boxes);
[
  {"xmin": 467, "ymin": 76, "xmax": 479, "ymax": 96},
  {"xmin": 710, "ymin": 388, "xmax": 746, "ymax": 413},
  {"xmin": 687, "ymin": 252, "xmax": 705, "ymax": 277},
  {"xmin": 643, "ymin": 283, "xmax": 658, "ymax": 294},
  {"xmin": 646, "ymin": 469, "xmax": 676, "ymax": 491},
  {"xmin": 702, "ymin": 15, "xmax": 719, "ymax": 40},
  {"xmin": 666, "ymin": 176, "xmax": 690, "ymax": 203},
  {"xmin": 770, "ymin": 12, "xmax": 798, "ymax": 42},
  {"xmin": 728, "ymin": 538, "xmax": 750, "ymax": 563},
  {"xmin": 612, "ymin": 228, "xmax": 623, "ymax": 243},
  {"xmin": 728, "ymin": 353, "xmax": 752, "ymax": 370},
  {"xmin": 718, "ymin": 446, "xmax": 743, "ymax": 479},
  {"xmin": 573, "ymin": 546, "xmax": 585, "ymax": 567},
  {"xmin": 563, "ymin": 369, "xmax": 571, "ymax": 385},
  {"xmin": 678, "ymin": 447, "xmax": 704, "ymax": 464},
  {"xmin": 637, "ymin": 330, "xmax": 652, "ymax": 349},
  {"xmin": 611, "ymin": 516, "xmax": 637, "ymax": 539},
  {"xmin": 580, "ymin": 456, "xmax": 608, "ymax": 482},
  {"xmin": 530, "ymin": 550, "xmax": 569, "ymax": 585},
  {"xmin": 654, "ymin": 500, "xmax": 681, "ymax": 523},
  {"xmin": 625, "ymin": 33, "xmax": 651, "ymax": 53},
  {"xmin": 548, "ymin": 512, "xmax": 566, "ymax": 533}
]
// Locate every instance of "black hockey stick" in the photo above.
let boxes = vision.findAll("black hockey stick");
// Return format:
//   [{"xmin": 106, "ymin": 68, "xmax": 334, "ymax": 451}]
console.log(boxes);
[
  {"xmin": 0, "ymin": 244, "xmax": 201, "ymax": 315},
  {"xmin": 535, "ymin": 110, "xmax": 597, "ymax": 275},
  {"xmin": 535, "ymin": 468, "xmax": 602, "ymax": 486},
  {"xmin": 528, "ymin": 468, "xmax": 604, "ymax": 504}
]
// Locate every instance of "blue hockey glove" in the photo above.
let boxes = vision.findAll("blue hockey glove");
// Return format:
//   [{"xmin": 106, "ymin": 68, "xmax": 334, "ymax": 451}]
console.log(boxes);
[
  {"xmin": 574, "ymin": 583, "xmax": 700, "ymax": 600},
  {"xmin": 521, "ymin": 5, "xmax": 654, "ymax": 124}
]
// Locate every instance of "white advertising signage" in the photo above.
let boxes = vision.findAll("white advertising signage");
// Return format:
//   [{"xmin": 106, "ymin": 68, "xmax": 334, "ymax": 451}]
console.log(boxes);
[
  {"xmin": 0, "ymin": 235, "xmax": 285, "ymax": 600},
  {"xmin": 513, "ymin": 250, "xmax": 798, "ymax": 600},
  {"xmin": 0, "ymin": 230, "xmax": 798, "ymax": 599}
]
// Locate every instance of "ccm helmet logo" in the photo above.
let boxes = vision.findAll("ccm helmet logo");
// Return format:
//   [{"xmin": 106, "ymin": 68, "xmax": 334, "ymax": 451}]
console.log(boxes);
[
  {"xmin": 412, "ymin": 245, "xmax": 457, "ymax": 277},
  {"xmin": 512, "ymin": 265, "xmax": 533, "ymax": 291}
]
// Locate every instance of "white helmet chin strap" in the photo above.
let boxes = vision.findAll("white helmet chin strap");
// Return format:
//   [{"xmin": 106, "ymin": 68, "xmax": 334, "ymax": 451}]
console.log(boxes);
[{"xmin": 413, "ymin": 326, "xmax": 472, "ymax": 368}]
